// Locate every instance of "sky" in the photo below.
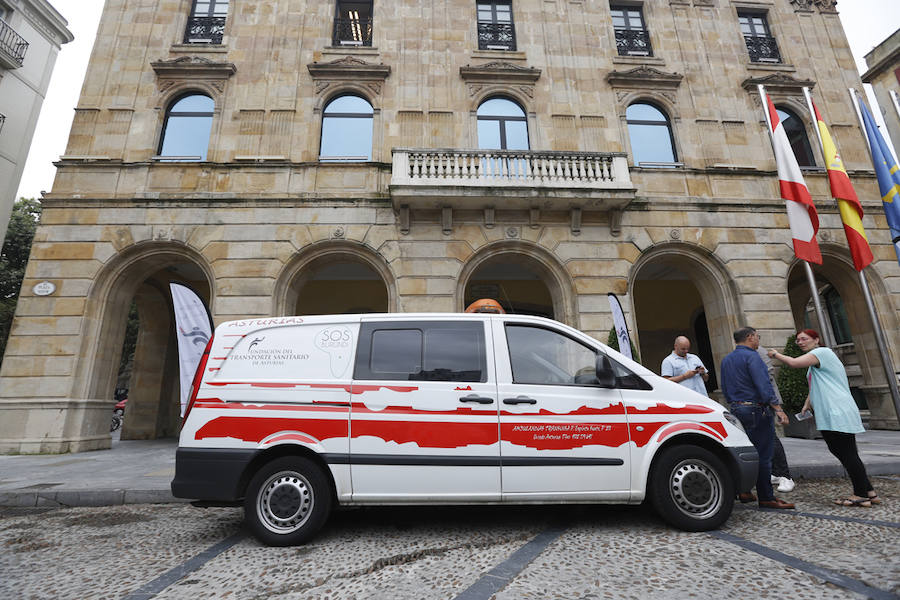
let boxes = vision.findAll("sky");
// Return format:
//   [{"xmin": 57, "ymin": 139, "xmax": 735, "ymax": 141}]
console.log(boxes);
[{"xmin": 13, "ymin": 0, "xmax": 900, "ymax": 200}]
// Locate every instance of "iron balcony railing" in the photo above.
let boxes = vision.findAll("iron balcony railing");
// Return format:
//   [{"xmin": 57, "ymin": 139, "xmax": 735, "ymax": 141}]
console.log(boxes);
[
  {"xmin": 0, "ymin": 17, "xmax": 28, "ymax": 68},
  {"xmin": 392, "ymin": 148, "xmax": 631, "ymax": 188},
  {"xmin": 615, "ymin": 29, "xmax": 652, "ymax": 57},
  {"xmin": 184, "ymin": 16, "xmax": 226, "ymax": 44},
  {"xmin": 744, "ymin": 34, "xmax": 781, "ymax": 63},
  {"xmin": 477, "ymin": 22, "xmax": 516, "ymax": 50},
  {"xmin": 332, "ymin": 17, "xmax": 373, "ymax": 46}
]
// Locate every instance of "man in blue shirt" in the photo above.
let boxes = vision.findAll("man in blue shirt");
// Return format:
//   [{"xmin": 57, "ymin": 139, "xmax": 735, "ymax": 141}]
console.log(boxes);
[{"xmin": 720, "ymin": 327, "xmax": 794, "ymax": 509}]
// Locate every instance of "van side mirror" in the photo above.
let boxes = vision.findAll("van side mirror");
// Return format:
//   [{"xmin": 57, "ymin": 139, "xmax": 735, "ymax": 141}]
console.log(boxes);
[{"xmin": 596, "ymin": 355, "xmax": 616, "ymax": 389}]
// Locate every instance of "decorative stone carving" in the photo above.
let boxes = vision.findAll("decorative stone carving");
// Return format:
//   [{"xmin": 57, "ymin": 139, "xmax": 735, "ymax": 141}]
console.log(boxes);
[
  {"xmin": 459, "ymin": 61, "xmax": 542, "ymax": 83},
  {"xmin": 307, "ymin": 56, "xmax": 391, "ymax": 81},
  {"xmin": 307, "ymin": 57, "xmax": 391, "ymax": 98},
  {"xmin": 790, "ymin": 0, "xmax": 838, "ymax": 12},
  {"xmin": 151, "ymin": 56, "xmax": 236, "ymax": 96},
  {"xmin": 460, "ymin": 62, "xmax": 541, "ymax": 99},
  {"xmin": 151, "ymin": 56, "xmax": 237, "ymax": 81},
  {"xmin": 606, "ymin": 66, "xmax": 683, "ymax": 90},
  {"xmin": 741, "ymin": 73, "xmax": 815, "ymax": 96}
]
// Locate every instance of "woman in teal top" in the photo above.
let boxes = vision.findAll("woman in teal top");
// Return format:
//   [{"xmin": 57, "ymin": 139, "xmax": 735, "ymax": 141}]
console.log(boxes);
[{"xmin": 769, "ymin": 329, "xmax": 879, "ymax": 508}]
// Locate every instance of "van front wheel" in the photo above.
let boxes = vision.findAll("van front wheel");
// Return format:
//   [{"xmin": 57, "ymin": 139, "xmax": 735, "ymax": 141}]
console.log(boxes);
[
  {"xmin": 244, "ymin": 456, "xmax": 331, "ymax": 546},
  {"xmin": 648, "ymin": 445, "xmax": 734, "ymax": 531}
]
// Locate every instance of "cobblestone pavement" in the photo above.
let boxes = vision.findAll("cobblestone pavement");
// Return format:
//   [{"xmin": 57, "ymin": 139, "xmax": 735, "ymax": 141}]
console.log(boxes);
[{"xmin": 1, "ymin": 476, "xmax": 898, "ymax": 600}]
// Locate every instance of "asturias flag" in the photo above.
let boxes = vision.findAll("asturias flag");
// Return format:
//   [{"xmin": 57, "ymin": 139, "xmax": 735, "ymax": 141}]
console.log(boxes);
[
  {"xmin": 859, "ymin": 99, "xmax": 900, "ymax": 264},
  {"xmin": 765, "ymin": 93, "xmax": 822, "ymax": 264},
  {"xmin": 813, "ymin": 101, "xmax": 873, "ymax": 271}
]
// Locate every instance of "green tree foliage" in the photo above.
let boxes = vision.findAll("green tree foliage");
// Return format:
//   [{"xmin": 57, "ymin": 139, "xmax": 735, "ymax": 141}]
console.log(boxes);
[
  {"xmin": 0, "ymin": 199, "xmax": 42, "ymax": 367},
  {"xmin": 774, "ymin": 335, "xmax": 808, "ymax": 413},
  {"xmin": 607, "ymin": 327, "xmax": 640, "ymax": 363}
]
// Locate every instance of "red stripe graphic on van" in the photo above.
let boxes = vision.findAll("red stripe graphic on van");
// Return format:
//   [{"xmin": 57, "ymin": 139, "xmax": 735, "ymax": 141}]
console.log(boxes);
[
  {"xmin": 202, "ymin": 382, "xmax": 418, "ymax": 394},
  {"xmin": 657, "ymin": 422, "xmax": 725, "ymax": 442},
  {"xmin": 631, "ymin": 403, "xmax": 715, "ymax": 414},
  {"xmin": 196, "ymin": 417, "xmax": 348, "ymax": 442}
]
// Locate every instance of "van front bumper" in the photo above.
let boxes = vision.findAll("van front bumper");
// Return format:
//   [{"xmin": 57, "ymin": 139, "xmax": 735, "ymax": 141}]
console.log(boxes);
[
  {"xmin": 727, "ymin": 445, "xmax": 759, "ymax": 493},
  {"xmin": 171, "ymin": 448, "xmax": 258, "ymax": 501}
]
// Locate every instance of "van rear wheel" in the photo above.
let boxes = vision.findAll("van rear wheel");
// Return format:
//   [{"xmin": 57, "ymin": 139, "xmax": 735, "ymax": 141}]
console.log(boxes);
[
  {"xmin": 648, "ymin": 444, "xmax": 734, "ymax": 531},
  {"xmin": 244, "ymin": 456, "xmax": 331, "ymax": 546}
]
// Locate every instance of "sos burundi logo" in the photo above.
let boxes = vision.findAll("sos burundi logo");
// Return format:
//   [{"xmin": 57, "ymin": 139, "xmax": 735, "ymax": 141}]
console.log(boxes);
[{"xmin": 315, "ymin": 327, "xmax": 353, "ymax": 377}]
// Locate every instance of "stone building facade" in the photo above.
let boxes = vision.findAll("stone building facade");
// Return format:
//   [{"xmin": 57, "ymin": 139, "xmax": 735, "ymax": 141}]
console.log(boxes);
[
  {"xmin": 0, "ymin": 0, "xmax": 72, "ymax": 237},
  {"xmin": 862, "ymin": 28, "xmax": 900, "ymax": 156},
  {"xmin": 1, "ymin": 0, "xmax": 899, "ymax": 453}
]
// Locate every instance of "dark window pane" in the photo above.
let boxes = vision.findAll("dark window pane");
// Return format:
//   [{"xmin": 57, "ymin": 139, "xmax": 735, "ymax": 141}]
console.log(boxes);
[
  {"xmin": 170, "ymin": 95, "xmax": 215, "ymax": 113},
  {"xmin": 626, "ymin": 103, "xmax": 666, "ymax": 122},
  {"xmin": 159, "ymin": 94, "xmax": 214, "ymax": 160},
  {"xmin": 477, "ymin": 120, "xmax": 502, "ymax": 149},
  {"xmin": 371, "ymin": 329, "xmax": 422, "ymax": 375},
  {"xmin": 159, "ymin": 116, "xmax": 213, "ymax": 159},
  {"xmin": 504, "ymin": 121, "xmax": 529, "ymax": 150},
  {"xmin": 777, "ymin": 108, "xmax": 816, "ymax": 167},
  {"xmin": 418, "ymin": 327, "xmax": 485, "ymax": 381},
  {"xmin": 320, "ymin": 117, "xmax": 373, "ymax": 160},
  {"xmin": 628, "ymin": 124, "xmax": 676, "ymax": 164},
  {"xmin": 477, "ymin": 98, "xmax": 525, "ymax": 118},
  {"xmin": 324, "ymin": 95, "xmax": 373, "ymax": 115},
  {"xmin": 506, "ymin": 325, "xmax": 597, "ymax": 386},
  {"xmin": 320, "ymin": 95, "xmax": 374, "ymax": 160}
]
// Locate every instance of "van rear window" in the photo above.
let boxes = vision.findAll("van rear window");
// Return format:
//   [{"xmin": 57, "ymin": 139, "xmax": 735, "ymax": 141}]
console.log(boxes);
[{"xmin": 356, "ymin": 321, "xmax": 487, "ymax": 382}]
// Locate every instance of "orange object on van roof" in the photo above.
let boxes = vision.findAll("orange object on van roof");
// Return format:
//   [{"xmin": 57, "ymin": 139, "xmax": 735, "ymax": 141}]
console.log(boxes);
[{"xmin": 465, "ymin": 298, "xmax": 506, "ymax": 314}]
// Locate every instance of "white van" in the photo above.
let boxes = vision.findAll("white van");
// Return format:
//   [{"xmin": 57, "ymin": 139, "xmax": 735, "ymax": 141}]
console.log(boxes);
[{"xmin": 172, "ymin": 313, "xmax": 757, "ymax": 546}]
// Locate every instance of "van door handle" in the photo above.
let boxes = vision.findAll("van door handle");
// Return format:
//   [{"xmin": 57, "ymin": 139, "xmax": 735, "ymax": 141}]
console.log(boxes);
[
  {"xmin": 459, "ymin": 395, "xmax": 494, "ymax": 404},
  {"xmin": 503, "ymin": 396, "xmax": 537, "ymax": 405}
]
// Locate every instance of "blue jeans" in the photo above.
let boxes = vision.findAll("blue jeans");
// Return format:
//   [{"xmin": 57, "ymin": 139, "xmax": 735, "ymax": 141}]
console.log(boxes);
[{"xmin": 730, "ymin": 404, "xmax": 775, "ymax": 501}]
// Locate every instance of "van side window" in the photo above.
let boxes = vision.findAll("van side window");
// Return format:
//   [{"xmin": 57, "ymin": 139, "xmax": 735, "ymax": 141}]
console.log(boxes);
[
  {"xmin": 607, "ymin": 356, "xmax": 653, "ymax": 391},
  {"xmin": 505, "ymin": 324, "xmax": 596, "ymax": 385},
  {"xmin": 356, "ymin": 321, "xmax": 487, "ymax": 382},
  {"xmin": 371, "ymin": 329, "xmax": 422, "ymax": 374}
]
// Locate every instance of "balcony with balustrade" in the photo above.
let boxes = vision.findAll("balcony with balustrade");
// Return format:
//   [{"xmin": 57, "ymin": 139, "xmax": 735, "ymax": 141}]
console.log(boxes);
[
  {"xmin": 390, "ymin": 148, "xmax": 636, "ymax": 213},
  {"xmin": 0, "ymin": 17, "xmax": 28, "ymax": 68}
]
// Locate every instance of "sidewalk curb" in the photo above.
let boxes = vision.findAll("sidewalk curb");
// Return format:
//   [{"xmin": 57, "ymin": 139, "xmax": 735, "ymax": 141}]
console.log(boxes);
[
  {"xmin": 0, "ymin": 489, "xmax": 190, "ymax": 508},
  {"xmin": 3, "ymin": 463, "xmax": 899, "ymax": 508}
]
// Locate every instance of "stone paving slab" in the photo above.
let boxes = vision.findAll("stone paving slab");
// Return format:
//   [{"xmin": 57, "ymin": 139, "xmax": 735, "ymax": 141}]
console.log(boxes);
[{"xmin": 1, "ymin": 476, "xmax": 898, "ymax": 600}]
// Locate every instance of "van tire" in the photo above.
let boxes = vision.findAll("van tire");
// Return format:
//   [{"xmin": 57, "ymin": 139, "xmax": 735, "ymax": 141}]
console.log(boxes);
[
  {"xmin": 244, "ymin": 456, "xmax": 332, "ymax": 546},
  {"xmin": 648, "ymin": 444, "xmax": 734, "ymax": 531}
]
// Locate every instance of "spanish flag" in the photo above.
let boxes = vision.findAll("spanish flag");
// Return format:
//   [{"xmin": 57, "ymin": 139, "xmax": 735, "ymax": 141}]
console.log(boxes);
[{"xmin": 813, "ymin": 101, "xmax": 873, "ymax": 271}]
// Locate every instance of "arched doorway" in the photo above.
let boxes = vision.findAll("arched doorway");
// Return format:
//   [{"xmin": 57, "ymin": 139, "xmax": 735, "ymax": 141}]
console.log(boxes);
[
  {"xmin": 786, "ymin": 252, "xmax": 900, "ymax": 428},
  {"xmin": 630, "ymin": 245, "xmax": 742, "ymax": 394},
  {"xmin": 458, "ymin": 243, "xmax": 575, "ymax": 323},
  {"xmin": 276, "ymin": 243, "xmax": 394, "ymax": 316},
  {"xmin": 82, "ymin": 245, "xmax": 213, "ymax": 441}
]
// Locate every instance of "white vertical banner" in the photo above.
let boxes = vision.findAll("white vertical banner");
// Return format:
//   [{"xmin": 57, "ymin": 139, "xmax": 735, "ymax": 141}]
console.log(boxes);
[
  {"xmin": 607, "ymin": 293, "xmax": 633, "ymax": 361},
  {"xmin": 170, "ymin": 283, "xmax": 213, "ymax": 416}
]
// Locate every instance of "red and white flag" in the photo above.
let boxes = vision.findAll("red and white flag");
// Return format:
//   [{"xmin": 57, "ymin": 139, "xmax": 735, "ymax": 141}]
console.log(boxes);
[{"xmin": 764, "ymin": 93, "xmax": 822, "ymax": 264}]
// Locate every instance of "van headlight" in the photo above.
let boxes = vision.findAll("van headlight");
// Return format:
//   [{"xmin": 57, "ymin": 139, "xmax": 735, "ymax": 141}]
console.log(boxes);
[{"xmin": 723, "ymin": 411, "xmax": 746, "ymax": 434}]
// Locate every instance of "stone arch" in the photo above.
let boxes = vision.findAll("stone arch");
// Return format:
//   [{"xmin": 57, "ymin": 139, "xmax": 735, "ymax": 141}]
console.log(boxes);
[
  {"xmin": 785, "ymin": 245, "xmax": 900, "ymax": 427},
  {"xmin": 629, "ymin": 241, "xmax": 743, "ymax": 389},
  {"xmin": 273, "ymin": 240, "xmax": 397, "ymax": 316},
  {"xmin": 76, "ymin": 241, "xmax": 214, "ymax": 439},
  {"xmin": 456, "ymin": 240, "xmax": 577, "ymax": 325}
]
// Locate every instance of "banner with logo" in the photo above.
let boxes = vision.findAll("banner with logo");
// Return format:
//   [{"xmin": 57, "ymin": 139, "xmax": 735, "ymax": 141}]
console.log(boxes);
[
  {"xmin": 170, "ymin": 283, "xmax": 213, "ymax": 416},
  {"xmin": 607, "ymin": 293, "xmax": 633, "ymax": 361}
]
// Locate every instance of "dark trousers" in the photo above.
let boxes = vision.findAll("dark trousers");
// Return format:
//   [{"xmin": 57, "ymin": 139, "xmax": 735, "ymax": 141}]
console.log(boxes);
[
  {"xmin": 821, "ymin": 430, "xmax": 873, "ymax": 497},
  {"xmin": 772, "ymin": 435, "xmax": 791, "ymax": 479},
  {"xmin": 730, "ymin": 404, "xmax": 775, "ymax": 501}
]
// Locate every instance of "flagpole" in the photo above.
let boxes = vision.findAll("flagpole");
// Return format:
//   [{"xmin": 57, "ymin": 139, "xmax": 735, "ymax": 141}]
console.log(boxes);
[
  {"xmin": 800, "ymin": 87, "xmax": 837, "ymax": 348},
  {"xmin": 846, "ymin": 87, "xmax": 900, "ymax": 420},
  {"xmin": 757, "ymin": 84, "xmax": 830, "ymax": 345}
]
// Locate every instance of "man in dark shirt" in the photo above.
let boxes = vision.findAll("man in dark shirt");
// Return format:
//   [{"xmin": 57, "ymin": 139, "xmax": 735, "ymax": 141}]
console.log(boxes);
[{"xmin": 720, "ymin": 327, "xmax": 794, "ymax": 509}]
